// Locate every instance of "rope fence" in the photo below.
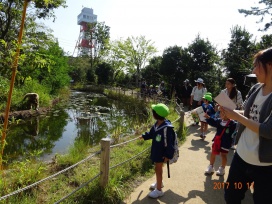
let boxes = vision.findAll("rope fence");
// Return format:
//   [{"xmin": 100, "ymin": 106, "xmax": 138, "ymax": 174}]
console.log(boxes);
[
  {"xmin": 0, "ymin": 89, "xmax": 185, "ymax": 203},
  {"xmin": 0, "ymin": 150, "xmax": 101, "ymax": 201},
  {"xmin": 54, "ymin": 172, "xmax": 102, "ymax": 204},
  {"xmin": 109, "ymin": 147, "xmax": 150, "ymax": 170}
]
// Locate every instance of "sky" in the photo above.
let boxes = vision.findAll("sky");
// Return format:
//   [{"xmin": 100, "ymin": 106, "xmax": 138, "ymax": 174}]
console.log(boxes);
[{"xmin": 38, "ymin": 0, "xmax": 268, "ymax": 56}]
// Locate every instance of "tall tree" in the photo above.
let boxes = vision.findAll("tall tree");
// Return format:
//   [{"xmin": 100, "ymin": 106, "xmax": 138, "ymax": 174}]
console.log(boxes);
[
  {"xmin": 183, "ymin": 34, "xmax": 220, "ymax": 94},
  {"xmin": 68, "ymin": 56, "xmax": 90, "ymax": 83},
  {"xmin": 110, "ymin": 36, "xmax": 157, "ymax": 86},
  {"xmin": 239, "ymin": 0, "xmax": 272, "ymax": 31},
  {"xmin": 33, "ymin": 41, "xmax": 70, "ymax": 94},
  {"xmin": 0, "ymin": 0, "xmax": 67, "ymax": 41},
  {"xmin": 95, "ymin": 62, "xmax": 114, "ymax": 85},
  {"xmin": 159, "ymin": 46, "xmax": 183, "ymax": 89},
  {"xmin": 141, "ymin": 56, "xmax": 162, "ymax": 86},
  {"xmin": 222, "ymin": 26, "xmax": 256, "ymax": 96},
  {"xmin": 256, "ymin": 34, "xmax": 272, "ymax": 50},
  {"xmin": 0, "ymin": 0, "xmax": 67, "ymax": 79}
]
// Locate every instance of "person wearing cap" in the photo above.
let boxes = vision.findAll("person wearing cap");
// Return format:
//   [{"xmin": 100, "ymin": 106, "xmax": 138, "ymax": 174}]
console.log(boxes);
[
  {"xmin": 200, "ymin": 94, "xmax": 215, "ymax": 139},
  {"xmin": 220, "ymin": 78, "xmax": 243, "ymax": 110},
  {"xmin": 190, "ymin": 78, "xmax": 207, "ymax": 124},
  {"xmin": 203, "ymin": 109, "xmax": 237, "ymax": 176},
  {"xmin": 140, "ymin": 103, "xmax": 175, "ymax": 198},
  {"xmin": 180, "ymin": 79, "xmax": 193, "ymax": 110}
]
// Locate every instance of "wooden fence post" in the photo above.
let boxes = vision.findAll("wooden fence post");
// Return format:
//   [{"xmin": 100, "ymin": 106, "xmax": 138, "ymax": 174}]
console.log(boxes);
[
  {"xmin": 100, "ymin": 138, "xmax": 111, "ymax": 187},
  {"xmin": 179, "ymin": 103, "xmax": 185, "ymax": 134}
]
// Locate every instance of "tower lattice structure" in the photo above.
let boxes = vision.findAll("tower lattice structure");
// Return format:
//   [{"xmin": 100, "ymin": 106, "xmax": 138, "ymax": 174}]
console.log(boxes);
[{"xmin": 74, "ymin": 7, "xmax": 97, "ymax": 57}]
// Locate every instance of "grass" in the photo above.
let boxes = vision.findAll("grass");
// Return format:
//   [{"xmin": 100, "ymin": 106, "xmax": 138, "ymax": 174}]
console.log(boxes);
[{"xmin": 0, "ymin": 89, "xmax": 187, "ymax": 204}]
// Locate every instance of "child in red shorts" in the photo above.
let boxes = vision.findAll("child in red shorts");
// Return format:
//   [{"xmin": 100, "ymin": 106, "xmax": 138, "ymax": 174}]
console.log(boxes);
[{"xmin": 204, "ymin": 110, "xmax": 237, "ymax": 176}]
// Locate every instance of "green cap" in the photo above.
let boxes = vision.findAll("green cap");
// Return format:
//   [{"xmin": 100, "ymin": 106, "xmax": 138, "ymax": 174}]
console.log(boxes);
[
  {"xmin": 203, "ymin": 94, "xmax": 212, "ymax": 102},
  {"xmin": 205, "ymin": 92, "xmax": 212, "ymax": 96},
  {"xmin": 151, "ymin": 103, "xmax": 169, "ymax": 117}
]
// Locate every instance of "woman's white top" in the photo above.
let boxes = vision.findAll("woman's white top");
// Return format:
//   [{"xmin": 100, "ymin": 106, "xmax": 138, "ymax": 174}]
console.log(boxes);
[
  {"xmin": 220, "ymin": 88, "xmax": 243, "ymax": 110},
  {"xmin": 191, "ymin": 86, "xmax": 207, "ymax": 101},
  {"xmin": 237, "ymin": 88, "xmax": 272, "ymax": 166}
]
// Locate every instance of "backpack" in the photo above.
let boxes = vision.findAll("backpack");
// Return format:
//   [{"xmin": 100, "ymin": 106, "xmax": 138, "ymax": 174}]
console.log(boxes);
[{"xmin": 163, "ymin": 127, "xmax": 179, "ymax": 164}]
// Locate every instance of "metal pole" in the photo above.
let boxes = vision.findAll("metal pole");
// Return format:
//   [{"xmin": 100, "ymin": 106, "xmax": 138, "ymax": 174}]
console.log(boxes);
[{"xmin": 1, "ymin": 0, "xmax": 30, "ymax": 168}]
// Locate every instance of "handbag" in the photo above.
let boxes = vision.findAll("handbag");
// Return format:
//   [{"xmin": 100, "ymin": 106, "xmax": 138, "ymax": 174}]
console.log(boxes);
[{"xmin": 212, "ymin": 120, "xmax": 231, "ymax": 155}]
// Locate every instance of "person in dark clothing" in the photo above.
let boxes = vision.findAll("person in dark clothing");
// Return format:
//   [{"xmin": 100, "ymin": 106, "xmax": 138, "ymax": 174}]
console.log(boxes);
[
  {"xmin": 140, "ymin": 80, "xmax": 147, "ymax": 97},
  {"xmin": 140, "ymin": 103, "xmax": 175, "ymax": 198},
  {"xmin": 204, "ymin": 110, "xmax": 237, "ymax": 176},
  {"xmin": 181, "ymin": 79, "xmax": 193, "ymax": 110}
]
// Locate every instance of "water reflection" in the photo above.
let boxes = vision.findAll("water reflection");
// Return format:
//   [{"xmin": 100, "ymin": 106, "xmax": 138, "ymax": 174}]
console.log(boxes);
[{"xmin": 3, "ymin": 91, "xmax": 146, "ymax": 163}]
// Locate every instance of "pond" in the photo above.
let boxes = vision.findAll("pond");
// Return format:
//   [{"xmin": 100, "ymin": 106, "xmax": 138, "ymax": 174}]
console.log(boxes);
[{"xmin": 3, "ymin": 91, "xmax": 147, "ymax": 163}]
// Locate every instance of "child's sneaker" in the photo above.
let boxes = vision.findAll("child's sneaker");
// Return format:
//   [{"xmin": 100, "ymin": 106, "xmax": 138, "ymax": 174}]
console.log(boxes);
[
  {"xmin": 216, "ymin": 166, "xmax": 225, "ymax": 176},
  {"xmin": 200, "ymin": 134, "xmax": 204, "ymax": 139},
  {"xmin": 150, "ymin": 182, "xmax": 164, "ymax": 190},
  {"xmin": 205, "ymin": 165, "xmax": 215, "ymax": 174},
  {"xmin": 148, "ymin": 188, "xmax": 164, "ymax": 198},
  {"xmin": 231, "ymin": 145, "xmax": 236, "ymax": 150}
]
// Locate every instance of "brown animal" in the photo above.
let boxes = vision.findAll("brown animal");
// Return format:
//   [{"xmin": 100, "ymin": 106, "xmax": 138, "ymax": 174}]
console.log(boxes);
[{"xmin": 23, "ymin": 93, "xmax": 39, "ymax": 110}]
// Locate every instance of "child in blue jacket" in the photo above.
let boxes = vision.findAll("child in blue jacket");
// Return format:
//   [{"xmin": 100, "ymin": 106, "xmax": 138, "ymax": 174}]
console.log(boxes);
[
  {"xmin": 200, "ymin": 94, "xmax": 215, "ymax": 139},
  {"xmin": 140, "ymin": 103, "xmax": 175, "ymax": 198},
  {"xmin": 204, "ymin": 110, "xmax": 237, "ymax": 176}
]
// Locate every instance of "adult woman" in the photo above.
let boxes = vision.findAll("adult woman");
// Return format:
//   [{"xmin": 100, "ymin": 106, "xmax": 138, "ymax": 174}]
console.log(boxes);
[
  {"xmin": 221, "ymin": 78, "xmax": 243, "ymax": 110},
  {"xmin": 222, "ymin": 47, "xmax": 272, "ymax": 204},
  {"xmin": 190, "ymin": 78, "xmax": 207, "ymax": 109}
]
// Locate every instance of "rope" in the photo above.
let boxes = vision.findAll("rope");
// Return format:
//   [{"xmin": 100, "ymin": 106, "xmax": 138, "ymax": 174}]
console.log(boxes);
[
  {"xmin": 55, "ymin": 146, "xmax": 150, "ymax": 203},
  {"xmin": 54, "ymin": 172, "xmax": 101, "ymax": 204},
  {"xmin": 110, "ymin": 147, "xmax": 150, "ymax": 170},
  {"xmin": 172, "ymin": 116, "xmax": 181, "ymax": 124},
  {"xmin": 0, "ymin": 151, "xmax": 101, "ymax": 201},
  {"xmin": 110, "ymin": 136, "xmax": 139, "ymax": 148}
]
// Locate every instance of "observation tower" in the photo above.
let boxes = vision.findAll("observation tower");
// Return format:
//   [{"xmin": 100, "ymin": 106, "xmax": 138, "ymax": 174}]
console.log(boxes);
[{"xmin": 74, "ymin": 7, "xmax": 97, "ymax": 56}]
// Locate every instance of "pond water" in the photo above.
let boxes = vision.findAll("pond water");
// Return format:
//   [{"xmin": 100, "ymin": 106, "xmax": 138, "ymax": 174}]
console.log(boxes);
[{"xmin": 3, "ymin": 91, "xmax": 147, "ymax": 163}]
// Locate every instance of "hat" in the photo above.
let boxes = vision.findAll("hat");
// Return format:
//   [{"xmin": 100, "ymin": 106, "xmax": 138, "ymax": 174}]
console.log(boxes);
[
  {"xmin": 151, "ymin": 103, "xmax": 169, "ymax": 118},
  {"xmin": 195, "ymin": 78, "xmax": 204, "ymax": 84},
  {"xmin": 205, "ymin": 92, "xmax": 212, "ymax": 96},
  {"xmin": 203, "ymin": 94, "xmax": 212, "ymax": 102},
  {"xmin": 184, "ymin": 79, "xmax": 189, "ymax": 83}
]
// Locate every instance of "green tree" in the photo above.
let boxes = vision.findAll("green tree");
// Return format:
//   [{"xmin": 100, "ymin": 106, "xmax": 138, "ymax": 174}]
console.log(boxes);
[
  {"xmin": 75, "ymin": 21, "xmax": 110, "ymax": 83},
  {"xmin": 68, "ymin": 56, "xmax": 90, "ymax": 83},
  {"xmin": 110, "ymin": 36, "xmax": 157, "ymax": 86},
  {"xmin": 239, "ymin": 0, "xmax": 272, "ymax": 31},
  {"xmin": 256, "ymin": 34, "xmax": 272, "ymax": 50},
  {"xmin": 222, "ymin": 26, "xmax": 256, "ymax": 96},
  {"xmin": 159, "ymin": 46, "xmax": 183, "ymax": 87},
  {"xmin": 141, "ymin": 56, "xmax": 162, "ymax": 86},
  {"xmin": 16, "ymin": 21, "xmax": 57, "ymax": 85},
  {"xmin": 0, "ymin": 0, "xmax": 67, "ymax": 40},
  {"xmin": 0, "ymin": 0, "xmax": 67, "ymax": 79},
  {"xmin": 33, "ymin": 41, "xmax": 70, "ymax": 94},
  {"xmin": 183, "ymin": 34, "xmax": 220, "ymax": 94},
  {"xmin": 95, "ymin": 62, "xmax": 114, "ymax": 85}
]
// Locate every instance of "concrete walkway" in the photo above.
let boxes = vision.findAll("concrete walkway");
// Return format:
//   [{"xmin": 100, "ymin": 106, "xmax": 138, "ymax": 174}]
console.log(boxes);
[{"xmin": 123, "ymin": 112, "xmax": 253, "ymax": 204}]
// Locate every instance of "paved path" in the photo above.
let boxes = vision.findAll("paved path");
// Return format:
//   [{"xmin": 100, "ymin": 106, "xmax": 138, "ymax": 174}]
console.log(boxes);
[{"xmin": 123, "ymin": 112, "xmax": 253, "ymax": 204}]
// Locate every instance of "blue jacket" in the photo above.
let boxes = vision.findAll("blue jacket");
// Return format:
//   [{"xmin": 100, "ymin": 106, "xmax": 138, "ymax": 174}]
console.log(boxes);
[
  {"xmin": 142, "ymin": 120, "xmax": 175, "ymax": 163},
  {"xmin": 206, "ymin": 118, "xmax": 237, "ymax": 150},
  {"xmin": 202, "ymin": 103, "xmax": 215, "ymax": 117}
]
